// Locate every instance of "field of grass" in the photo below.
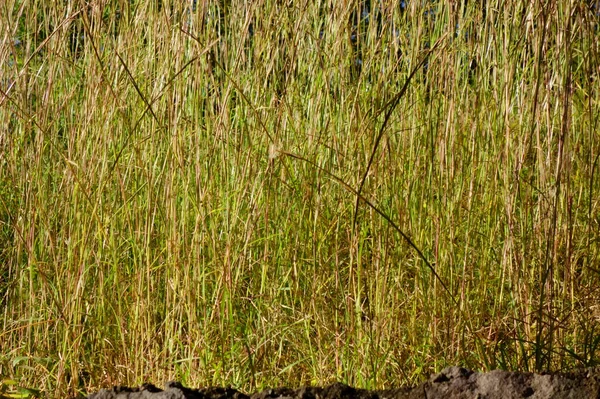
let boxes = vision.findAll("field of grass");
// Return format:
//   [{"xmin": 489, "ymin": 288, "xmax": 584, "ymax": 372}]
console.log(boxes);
[{"xmin": 1, "ymin": 0, "xmax": 600, "ymax": 397}]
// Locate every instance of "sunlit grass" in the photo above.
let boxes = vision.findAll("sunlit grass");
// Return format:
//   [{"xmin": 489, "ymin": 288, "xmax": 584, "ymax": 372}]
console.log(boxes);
[{"xmin": 1, "ymin": 0, "xmax": 600, "ymax": 398}]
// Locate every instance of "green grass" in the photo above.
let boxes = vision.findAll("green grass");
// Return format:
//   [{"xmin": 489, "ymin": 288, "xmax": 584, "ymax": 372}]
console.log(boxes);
[{"xmin": 1, "ymin": 0, "xmax": 600, "ymax": 397}]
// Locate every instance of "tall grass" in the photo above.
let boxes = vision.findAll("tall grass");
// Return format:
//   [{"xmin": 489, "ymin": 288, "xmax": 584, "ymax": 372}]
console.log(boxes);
[{"xmin": 1, "ymin": 0, "xmax": 599, "ymax": 397}]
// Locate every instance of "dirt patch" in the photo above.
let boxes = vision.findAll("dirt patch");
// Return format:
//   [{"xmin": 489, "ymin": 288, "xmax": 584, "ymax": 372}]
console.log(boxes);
[{"xmin": 87, "ymin": 367, "xmax": 600, "ymax": 399}]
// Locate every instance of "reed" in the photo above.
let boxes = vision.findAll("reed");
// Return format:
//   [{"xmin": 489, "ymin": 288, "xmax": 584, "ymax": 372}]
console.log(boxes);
[{"xmin": 1, "ymin": 1, "xmax": 599, "ymax": 398}]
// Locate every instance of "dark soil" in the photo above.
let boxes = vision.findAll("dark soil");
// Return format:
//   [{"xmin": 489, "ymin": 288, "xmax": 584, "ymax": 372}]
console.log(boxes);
[{"xmin": 87, "ymin": 366, "xmax": 600, "ymax": 399}]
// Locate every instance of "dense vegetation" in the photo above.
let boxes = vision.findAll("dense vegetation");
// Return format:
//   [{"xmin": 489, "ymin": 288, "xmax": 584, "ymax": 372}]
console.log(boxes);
[{"xmin": 1, "ymin": 0, "xmax": 599, "ymax": 398}]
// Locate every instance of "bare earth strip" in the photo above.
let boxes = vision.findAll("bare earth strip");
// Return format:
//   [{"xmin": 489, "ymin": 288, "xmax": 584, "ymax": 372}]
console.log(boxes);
[{"xmin": 86, "ymin": 367, "xmax": 600, "ymax": 399}]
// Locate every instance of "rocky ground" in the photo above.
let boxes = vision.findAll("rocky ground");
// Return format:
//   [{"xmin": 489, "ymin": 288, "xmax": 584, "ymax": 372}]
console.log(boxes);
[{"xmin": 87, "ymin": 366, "xmax": 600, "ymax": 399}]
